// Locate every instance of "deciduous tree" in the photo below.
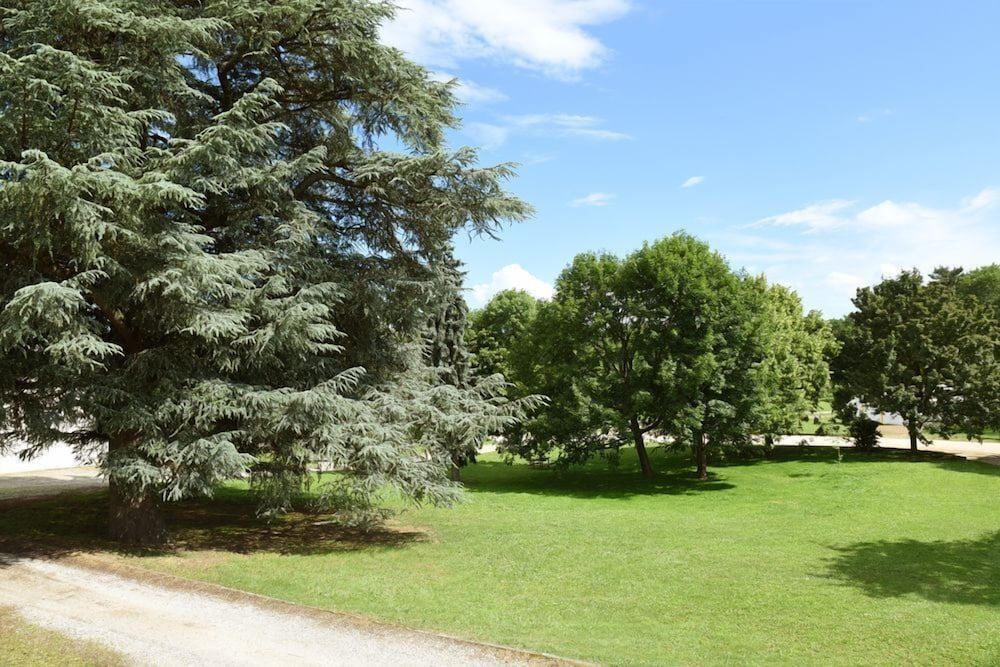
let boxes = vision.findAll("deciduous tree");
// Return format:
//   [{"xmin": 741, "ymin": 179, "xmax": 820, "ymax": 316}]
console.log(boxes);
[{"xmin": 832, "ymin": 269, "xmax": 1000, "ymax": 451}]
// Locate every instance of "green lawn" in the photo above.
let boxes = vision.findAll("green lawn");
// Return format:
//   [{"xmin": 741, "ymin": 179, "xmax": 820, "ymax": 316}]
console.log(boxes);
[
  {"xmin": 2, "ymin": 448, "xmax": 999, "ymax": 666},
  {"xmin": 0, "ymin": 608, "xmax": 124, "ymax": 666}
]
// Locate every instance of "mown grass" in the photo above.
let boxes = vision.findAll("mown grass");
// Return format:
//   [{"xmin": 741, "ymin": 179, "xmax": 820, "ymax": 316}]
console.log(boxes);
[
  {"xmin": 0, "ymin": 608, "xmax": 124, "ymax": 666},
  {"xmin": 2, "ymin": 448, "xmax": 999, "ymax": 666}
]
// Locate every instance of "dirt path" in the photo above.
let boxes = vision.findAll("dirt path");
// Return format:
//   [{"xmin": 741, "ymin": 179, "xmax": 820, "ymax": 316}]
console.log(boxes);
[
  {"xmin": 0, "ymin": 556, "xmax": 549, "ymax": 666},
  {"xmin": 774, "ymin": 434, "xmax": 1000, "ymax": 465},
  {"xmin": 0, "ymin": 467, "xmax": 104, "ymax": 501}
]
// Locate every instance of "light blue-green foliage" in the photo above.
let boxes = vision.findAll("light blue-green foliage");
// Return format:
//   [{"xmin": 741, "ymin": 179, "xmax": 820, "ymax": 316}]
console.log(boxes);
[{"xmin": 0, "ymin": 0, "xmax": 533, "ymax": 540}]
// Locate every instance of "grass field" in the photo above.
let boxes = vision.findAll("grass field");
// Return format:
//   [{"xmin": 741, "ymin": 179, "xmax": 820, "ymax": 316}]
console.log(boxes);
[
  {"xmin": 0, "ymin": 608, "xmax": 123, "ymax": 666},
  {"xmin": 2, "ymin": 447, "xmax": 999, "ymax": 666}
]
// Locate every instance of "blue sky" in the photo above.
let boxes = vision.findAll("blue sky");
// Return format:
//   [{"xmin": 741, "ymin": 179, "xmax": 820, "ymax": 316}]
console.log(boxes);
[{"xmin": 381, "ymin": 0, "xmax": 1000, "ymax": 316}]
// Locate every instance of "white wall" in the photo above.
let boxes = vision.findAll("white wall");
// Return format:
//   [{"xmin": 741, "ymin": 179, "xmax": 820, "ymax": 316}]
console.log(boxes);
[{"xmin": 0, "ymin": 444, "xmax": 87, "ymax": 474}]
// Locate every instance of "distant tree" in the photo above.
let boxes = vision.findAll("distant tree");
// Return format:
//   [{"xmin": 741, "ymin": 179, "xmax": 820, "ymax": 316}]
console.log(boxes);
[
  {"xmin": 754, "ymin": 283, "xmax": 835, "ymax": 443},
  {"xmin": 0, "ymin": 1, "xmax": 531, "ymax": 545},
  {"xmin": 832, "ymin": 269, "xmax": 1000, "ymax": 451},
  {"xmin": 467, "ymin": 289, "xmax": 540, "ymax": 382},
  {"xmin": 425, "ymin": 273, "xmax": 543, "ymax": 481},
  {"xmin": 652, "ymin": 267, "xmax": 774, "ymax": 481},
  {"xmin": 510, "ymin": 233, "xmax": 824, "ymax": 480}
]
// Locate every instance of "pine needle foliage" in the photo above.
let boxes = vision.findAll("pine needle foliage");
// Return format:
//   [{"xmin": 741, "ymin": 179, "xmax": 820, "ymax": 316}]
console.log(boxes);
[{"xmin": 0, "ymin": 0, "xmax": 531, "ymax": 544}]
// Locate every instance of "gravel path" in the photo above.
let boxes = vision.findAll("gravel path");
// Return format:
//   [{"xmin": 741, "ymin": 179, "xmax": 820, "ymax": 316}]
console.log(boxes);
[
  {"xmin": 0, "ymin": 467, "xmax": 104, "ymax": 501},
  {"xmin": 0, "ymin": 557, "xmax": 538, "ymax": 667},
  {"xmin": 773, "ymin": 434, "xmax": 1000, "ymax": 465}
]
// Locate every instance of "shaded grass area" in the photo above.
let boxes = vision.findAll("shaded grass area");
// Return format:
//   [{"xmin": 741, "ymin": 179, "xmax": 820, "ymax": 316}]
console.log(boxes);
[
  {"xmin": 2, "ymin": 448, "xmax": 999, "ymax": 665},
  {"xmin": 0, "ymin": 608, "xmax": 124, "ymax": 666}
]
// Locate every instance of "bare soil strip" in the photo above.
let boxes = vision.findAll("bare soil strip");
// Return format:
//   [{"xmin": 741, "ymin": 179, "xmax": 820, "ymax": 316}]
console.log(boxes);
[
  {"xmin": 774, "ymin": 435, "xmax": 1000, "ymax": 465},
  {"xmin": 0, "ymin": 555, "xmax": 577, "ymax": 666}
]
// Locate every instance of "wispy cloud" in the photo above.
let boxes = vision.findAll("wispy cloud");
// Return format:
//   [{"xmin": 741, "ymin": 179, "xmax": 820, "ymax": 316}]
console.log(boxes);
[
  {"xmin": 429, "ymin": 71, "xmax": 507, "ymax": 104},
  {"xmin": 470, "ymin": 264, "xmax": 554, "ymax": 305},
  {"xmin": 564, "ymin": 128, "xmax": 632, "ymax": 141},
  {"xmin": 681, "ymin": 176, "xmax": 704, "ymax": 188},
  {"xmin": 753, "ymin": 188, "xmax": 999, "ymax": 233},
  {"xmin": 856, "ymin": 108, "xmax": 893, "ymax": 123},
  {"xmin": 571, "ymin": 192, "xmax": 615, "ymax": 207},
  {"xmin": 381, "ymin": 0, "xmax": 632, "ymax": 79},
  {"xmin": 752, "ymin": 199, "xmax": 857, "ymax": 231},
  {"xmin": 465, "ymin": 113, "xmax": 630, "ymax": 149},
  {"xmin": 735, "ymin": 187, "xmax": 1000, "ymax": 315},
  {"xmin": 466, "ymin": 122, "xmax": 510, "ymax": 150}
]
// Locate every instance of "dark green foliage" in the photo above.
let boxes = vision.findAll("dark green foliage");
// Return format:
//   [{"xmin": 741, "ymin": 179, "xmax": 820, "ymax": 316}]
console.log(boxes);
[
  {"xmin": 467, "ymin": 289, "xmax": 539, "ymax": 381},
  {"xmin": 958, "ymin": 264, "xmax": 1000, "ymax": 315},
  {"xmin": 848, "ymin": 417, "xmax": 881, "ymax": 451},
  {"xmin": 0, "ymin": 0, "xmax": 531, "ymax": 544},
  {"xmin": 503, "ymin": 233, "xmax": 831, "ymax": 479},
  {"xmin": 832, "ymin": 268, "xmax": 1000, "ymax": 450}
]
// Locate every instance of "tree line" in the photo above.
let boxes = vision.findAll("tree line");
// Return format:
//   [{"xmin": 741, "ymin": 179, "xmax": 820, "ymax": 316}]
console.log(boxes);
[{"xmin": 469, "ymin": 243, "xmax": 1000, "ymax": 477}]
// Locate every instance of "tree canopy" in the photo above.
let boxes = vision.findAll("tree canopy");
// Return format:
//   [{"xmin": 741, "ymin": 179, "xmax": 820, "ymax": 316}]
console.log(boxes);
[
  {"xmin": 832, "ymin": 268, "xmax": 1000, "ymax": 450},
  {"xmin": 468, "ymin": 289, "xmax": 540, "ymax": 382},
  {"xmin": 493, "ymin": 233, "xmax": 832, "ymax": 479},
  {"xmin": 958, "ymin": 264, "xmax": 1000, "ymax": 316},
  {"xmin": 0, "ymin": 0, "xmax": 532, "ymax": 544}
]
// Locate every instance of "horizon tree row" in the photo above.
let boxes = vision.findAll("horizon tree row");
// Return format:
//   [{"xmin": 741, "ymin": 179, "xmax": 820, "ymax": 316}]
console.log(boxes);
[
  {"xmin": 471, "ymin": 251, "xmax": 1000, "ymax": 473},
  {"xmin": 469, "ymin": 233, "xmax": 835, "ymax": 480}
]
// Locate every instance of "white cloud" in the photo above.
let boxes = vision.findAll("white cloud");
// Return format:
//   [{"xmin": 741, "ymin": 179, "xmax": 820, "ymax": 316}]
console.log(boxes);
[
  {"xmin": 563, "ymin": 128, "xmax": 632, "ymax": 141},
  {"xmin": 470, "ymin": 264, "xmax": 554, "ymax": 305},
  {"xmin": 571, "ymin": 192, "xmax": 615, "ymax": 207},
  {"xmin": 755, "ymin": 188, "xmax": 1000, "ymax": 233},
  {"xmin": 466, "ymin": 122, "xmax": 510, "ymax": 150},
  {"xmin": 753, "ymin": 199, "xmax": 856, "ymax": 231},
  {"xmin": 856, "ymin": 108, "xmax": 893, "ymax": 123},
  {"xmin": 466, "ymin": 113, "xmax": 630, "ymax": 148},
  {"xmin": 429, "ymin": 71, "xmax": 507, "ymax": 104},
  {"xmin": 381, "ymin": 0, "xmax": 632, "ymax": 78},
  {"xmin": 825, "ymin": 272, "xmax": 865, "ymax": 290},
  {"xmin": 737, "ymin": 187, "xmax": 1000, "ymax": 315},
  {"xmin": 681, "ymin": 176, "xmax": 704, "ymax": 188},
  {"xmin": 879, "ymin": 263, "xmax": 902, "ymax": 278}
]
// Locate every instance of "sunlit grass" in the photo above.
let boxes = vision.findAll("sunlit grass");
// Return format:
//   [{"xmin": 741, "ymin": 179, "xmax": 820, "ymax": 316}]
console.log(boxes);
[{"xmin": 0, "ymin": 608, "xmax": 123, "ymax": 666}]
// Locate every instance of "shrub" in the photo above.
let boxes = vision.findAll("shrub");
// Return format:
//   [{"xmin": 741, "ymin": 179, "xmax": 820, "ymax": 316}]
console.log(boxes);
[{"xmin": 848, "ymin": 418, "xmax": 881, "ymax": 451}]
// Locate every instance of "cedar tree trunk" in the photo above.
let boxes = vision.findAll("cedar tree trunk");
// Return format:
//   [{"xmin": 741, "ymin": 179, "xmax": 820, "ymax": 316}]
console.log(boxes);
[{"xmin": 107, "ymin": 433, "xmax": 167, "ymax": 547}]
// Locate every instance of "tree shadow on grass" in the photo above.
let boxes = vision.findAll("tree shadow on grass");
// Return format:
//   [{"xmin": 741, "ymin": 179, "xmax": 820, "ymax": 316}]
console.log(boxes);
[
  {"xmin": 823, "ymin": 530, "xmax": 1000, "ymax": 607},
  {"xmin": 0, "ymin": 489, "xmax": 425, "ymax": 565},
  {"xmin": 932, "ymin": 456, "xmax": 1000, "ymax": 478},
  {"xmin": 463, "ymin": 457, "xmax": 735, "ymax": 499},
  {"xmin": 716, "ymin": 445, "xmax": 995, "ymax": 476}
]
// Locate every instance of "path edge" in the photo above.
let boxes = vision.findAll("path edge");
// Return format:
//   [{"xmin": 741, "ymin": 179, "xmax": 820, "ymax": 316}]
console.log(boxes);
[{"xmin": 64, "ymin": 552, "xmax": 595, "ymax": 667}]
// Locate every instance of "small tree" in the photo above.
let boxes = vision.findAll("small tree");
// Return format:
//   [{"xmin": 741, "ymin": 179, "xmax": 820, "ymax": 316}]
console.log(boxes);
[
  {"xmin": 467, "ymin": 289, "xmax": 540, "ymax": 382},
  {"xmin": 755, "ymin": 283, "xmax": 835, "ymax": 444},
  {"xmin": 833, "ymin": 268, "xmax": 999, "ymax": 451}
]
